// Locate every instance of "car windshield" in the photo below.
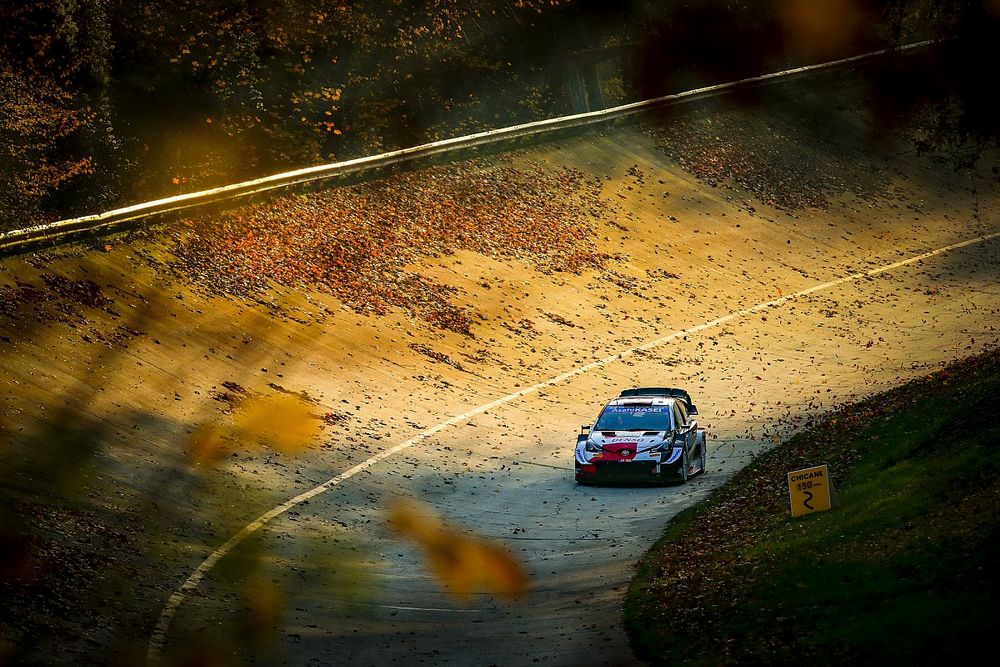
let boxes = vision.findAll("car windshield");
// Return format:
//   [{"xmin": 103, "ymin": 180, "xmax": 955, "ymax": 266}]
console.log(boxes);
[{"xmin": 595, "ymin": 405, "xmax": 673, "ymax": 431}]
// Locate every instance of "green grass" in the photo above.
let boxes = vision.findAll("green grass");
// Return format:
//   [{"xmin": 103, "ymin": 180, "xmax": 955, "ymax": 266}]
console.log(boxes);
[{"xmin": 626, "ymin": 349, "xmax": 1000, "ymax": 665}]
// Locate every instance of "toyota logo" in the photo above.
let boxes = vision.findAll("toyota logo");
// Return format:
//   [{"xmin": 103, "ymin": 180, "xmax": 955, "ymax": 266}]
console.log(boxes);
[{"xmin": 620, "ymin": 449, "xmax": 632, "ymax": 457}]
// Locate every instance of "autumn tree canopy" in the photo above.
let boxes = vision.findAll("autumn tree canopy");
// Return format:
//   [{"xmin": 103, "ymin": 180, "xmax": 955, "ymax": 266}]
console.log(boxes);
[{"xmin": 1, "ymin": 0, "xmax": 996, "ymax": 230}]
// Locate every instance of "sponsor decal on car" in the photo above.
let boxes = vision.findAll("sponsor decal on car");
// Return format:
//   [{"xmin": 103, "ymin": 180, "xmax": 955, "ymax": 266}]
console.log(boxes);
[{"xmin": 663, "ymin": 447, "xmax": 683, "ymax": 464}]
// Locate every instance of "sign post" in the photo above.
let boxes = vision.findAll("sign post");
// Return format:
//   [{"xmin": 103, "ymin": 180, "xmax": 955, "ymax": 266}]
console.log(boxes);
[{"xmin": 787, "ymin": 464, "xmax": 835, "ymax": 518}]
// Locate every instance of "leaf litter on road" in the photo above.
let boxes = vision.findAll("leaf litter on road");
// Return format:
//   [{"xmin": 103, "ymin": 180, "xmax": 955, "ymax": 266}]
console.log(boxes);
[{"xmin": 168, "ymin": 158, "xmax": 609, "ymax": 334}]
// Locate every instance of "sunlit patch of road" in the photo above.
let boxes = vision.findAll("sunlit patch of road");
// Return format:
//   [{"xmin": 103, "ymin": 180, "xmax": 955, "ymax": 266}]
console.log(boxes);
[{"xmin": 154, "ymin": 230, "xmax": 999, "ymax": 664}]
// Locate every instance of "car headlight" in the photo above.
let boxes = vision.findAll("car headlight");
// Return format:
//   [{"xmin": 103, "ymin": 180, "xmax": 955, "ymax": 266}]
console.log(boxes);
[
  {"xmin": 654, "ymin": 439, "xmax": 675, "ymax": 452},
  {"xmin": 584, "ymin": 439, "xmax": 601, "ymax": 453}
]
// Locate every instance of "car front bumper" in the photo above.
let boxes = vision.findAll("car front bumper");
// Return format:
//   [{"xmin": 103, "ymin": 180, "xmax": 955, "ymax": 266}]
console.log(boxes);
[{"xmin": 574, "ymin": 458, "xmax": 685, "ymax": 484}]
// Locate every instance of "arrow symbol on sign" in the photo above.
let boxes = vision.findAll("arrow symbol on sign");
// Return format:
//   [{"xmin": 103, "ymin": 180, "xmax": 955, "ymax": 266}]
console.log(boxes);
[{"xmin": 803, "ymin": 490, "xmax": 814, "ymax": 511}]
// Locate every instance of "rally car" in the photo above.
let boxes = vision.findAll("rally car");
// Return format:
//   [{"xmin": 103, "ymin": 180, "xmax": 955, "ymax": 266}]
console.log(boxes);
[{"xmin": 574, "ymin": 387, "xmax": 707, "ymax": 485}]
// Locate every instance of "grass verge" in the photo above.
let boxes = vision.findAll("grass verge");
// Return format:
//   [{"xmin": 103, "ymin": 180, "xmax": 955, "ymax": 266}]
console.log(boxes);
[{"xmin": 626, "ymin": 348, "xmax": 1000, "ymax": 665}]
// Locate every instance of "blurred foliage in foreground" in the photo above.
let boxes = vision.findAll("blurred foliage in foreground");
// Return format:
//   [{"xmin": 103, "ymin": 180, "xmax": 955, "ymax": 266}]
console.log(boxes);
[
  {"xmin": 0, "ymin": 366, "xmax": 529, "ymax": 664},
  {"xmin": 2, "ymin": 0, "xmax": 998, "ymax": 229},
  {"xmin": 626, "ymin": 346, "xmax": 1000, "ymax": 664},
  {"xmin": 389, "ymin": 499, "xmax": 528, "ymax": 602}
]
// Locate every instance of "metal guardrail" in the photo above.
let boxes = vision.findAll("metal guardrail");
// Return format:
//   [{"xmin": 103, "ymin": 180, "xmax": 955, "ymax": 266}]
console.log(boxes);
[{"xmin": 0, "ymin": 40, "xmax": 932, "ymax": 256}]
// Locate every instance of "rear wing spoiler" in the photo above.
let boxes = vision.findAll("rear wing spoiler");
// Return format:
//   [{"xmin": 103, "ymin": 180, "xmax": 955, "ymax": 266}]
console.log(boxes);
[{"xmin": 618, "ymin": 387, "xmax": 698, "ymax": 414}]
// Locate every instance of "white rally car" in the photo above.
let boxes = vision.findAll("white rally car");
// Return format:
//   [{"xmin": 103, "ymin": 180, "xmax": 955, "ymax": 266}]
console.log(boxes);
[{"xmin": 574, "ymin": 387, "xmax": 707, "ymax": 485}]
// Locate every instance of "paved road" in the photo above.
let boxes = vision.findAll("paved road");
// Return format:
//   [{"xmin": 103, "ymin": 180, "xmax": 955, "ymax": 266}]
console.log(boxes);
[
  {"xmin": 165, "ymin": 230, "xmax": 1000, "ymax": 666},
  {"xmin": 2, "ymin": 74, "xmax": 999, "ymax": 665}
]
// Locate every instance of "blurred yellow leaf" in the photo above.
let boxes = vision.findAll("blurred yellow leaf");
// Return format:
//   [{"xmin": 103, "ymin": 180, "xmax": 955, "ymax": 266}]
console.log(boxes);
[
  {"xmin": 187, "ymin": 390, "xmax": 321, "ymax": 465},
  {"xmin": 476, "ymin": 542, "xmax": 529, "ymax": 599},
  {"xmin": 187, "ymin": 424, "xmax": 230, "ymax": 464},
  {"xmin": 780, "ymin": 0, "xmax": 860, "ymax": 57},
  {"xmin": 232, "ymin": 393, "xmax": 321, "ymax": 454},
  {"xmin": 239, "ymin": 576, "xmax": 284, "ymax": 645},
  {"xmin": 388, "ymin": 500, "xmax": 528, "ymax": 601}
]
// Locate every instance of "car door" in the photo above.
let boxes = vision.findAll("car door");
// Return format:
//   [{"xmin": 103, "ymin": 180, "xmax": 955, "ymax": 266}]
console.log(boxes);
[{"xmin": 672, "ymin": 402, "xmax": 695, "ymax": 463}]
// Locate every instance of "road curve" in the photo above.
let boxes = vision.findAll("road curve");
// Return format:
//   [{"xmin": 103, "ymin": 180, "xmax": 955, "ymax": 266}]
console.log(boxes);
[
  {"xmin": 149, "ymin": 229, "xmax": 999, "ymax": 664},
  {"xmin": 165, "ymin": 233, "xmax": 1000, "ymax": 666},
  {"xmin": 1, "ymin": 69, "xmax": 999, "ymax": 665}
]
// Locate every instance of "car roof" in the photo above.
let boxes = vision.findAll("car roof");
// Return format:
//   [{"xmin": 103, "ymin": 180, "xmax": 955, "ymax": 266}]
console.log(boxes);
[
  {"xmin": 619, "ymin": 387, "xmax": 693, "ymax": 403},
  {"xmin": 605, "ymin": 396, "xmax": 678, "ymax": 408}
]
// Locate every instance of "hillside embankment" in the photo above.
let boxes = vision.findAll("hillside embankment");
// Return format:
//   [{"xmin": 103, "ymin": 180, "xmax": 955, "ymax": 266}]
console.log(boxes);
[
  {"xmin": 626, "ymin": 347, "xmax": 1000, "ymax": 665},
  {"xmin": 2, "ymin": 66, "xmax": 999, "ymax": 664}
]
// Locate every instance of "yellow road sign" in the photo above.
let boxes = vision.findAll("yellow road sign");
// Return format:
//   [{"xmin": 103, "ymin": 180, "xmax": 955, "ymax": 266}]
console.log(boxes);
[{"xmin": 787, "ymin": 464, "xmax": 833, "ymax": 518}]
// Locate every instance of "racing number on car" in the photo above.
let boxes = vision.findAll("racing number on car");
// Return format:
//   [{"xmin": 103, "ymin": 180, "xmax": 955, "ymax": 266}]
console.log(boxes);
[{"xmin": 787, "ymin": 465, "xmax": 833, "ymax": 518}]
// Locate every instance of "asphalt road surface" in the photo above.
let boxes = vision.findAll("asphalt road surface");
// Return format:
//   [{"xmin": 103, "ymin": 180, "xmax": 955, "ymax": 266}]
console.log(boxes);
[
  {"xmin": 2, "ymin": 71, "xmax": 999, "ymax": 665},
  {"xmin": 169, "ymin": 233, "xmax": 998, "ymax": 667}
]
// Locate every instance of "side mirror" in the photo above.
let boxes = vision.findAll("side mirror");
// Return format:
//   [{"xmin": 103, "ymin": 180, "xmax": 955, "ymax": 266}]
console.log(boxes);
[
  {"xmin": 688, "ymin": 405, "xmax": 699, "ymax": 415},
  {"xmin": 581, "ymin": 424, "xmax": 592, "ymax": 434}
]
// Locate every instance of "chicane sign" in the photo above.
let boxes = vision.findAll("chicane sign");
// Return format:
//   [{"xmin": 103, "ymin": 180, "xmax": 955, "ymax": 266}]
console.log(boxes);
[{"xmin": 787, "ymin": 464, "xmax": 835, "ymax": 518}]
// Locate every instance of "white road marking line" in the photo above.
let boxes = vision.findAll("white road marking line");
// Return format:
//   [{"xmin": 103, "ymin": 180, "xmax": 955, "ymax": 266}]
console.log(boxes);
[
  {"xmin": 148, "ymin": 230, "xmax": 999, "ymax": 662},
  {"xmin": 391, "ymin": 606, "xmax": 478, "ymax": 612},
  {"xmin": 334, "ymin": 602, "xmax": 485, "ymax": 613}
]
